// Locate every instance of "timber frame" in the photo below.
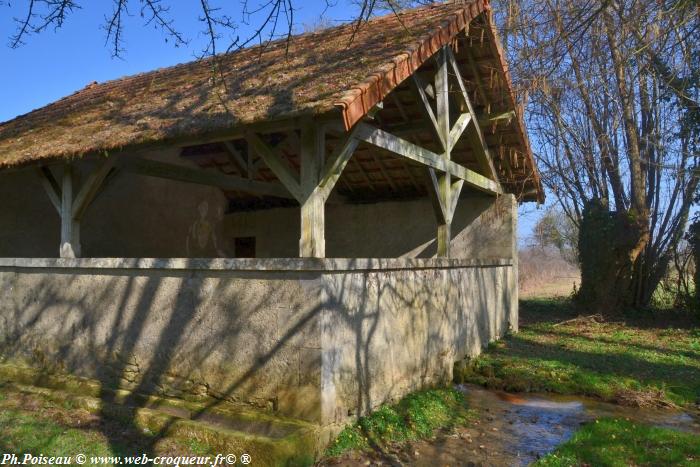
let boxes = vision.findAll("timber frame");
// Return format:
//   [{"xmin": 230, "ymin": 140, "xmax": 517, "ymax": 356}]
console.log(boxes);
[{"xmin": 34, "ymin": 42, "xmax": 503, "ymax": 259}]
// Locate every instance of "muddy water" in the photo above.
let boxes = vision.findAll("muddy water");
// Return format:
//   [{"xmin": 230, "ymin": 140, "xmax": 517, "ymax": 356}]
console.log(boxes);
[
  {"xmin": 323, "ymin": 384, "xmax": 700, "ymax": 466},
  {"xmin": 439, "ymin": 384, "xmax": 700, "ymax": 466}
]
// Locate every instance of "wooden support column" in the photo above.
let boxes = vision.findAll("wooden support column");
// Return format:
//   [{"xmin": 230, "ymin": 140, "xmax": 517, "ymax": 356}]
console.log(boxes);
[
  {"xmin": 434, "ymin": 46, "xmax": 455, "ymax": 258},
  {"xmin": 299, "ymin": 121, "xmax": 326, "ymax": 258},
  {"xmin": 60, "ymin": 164, "xmax": 80, "ymax": 258},
  {"xmin": 38, "ymin": 156, "xmax": 116, "ymax": 258}
]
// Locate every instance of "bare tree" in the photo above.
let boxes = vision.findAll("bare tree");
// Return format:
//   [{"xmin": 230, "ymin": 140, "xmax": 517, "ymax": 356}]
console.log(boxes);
[
  {"xmin": 493, "ymin": 0, "xmax": 699, "ymax": 309},
  {"xmin": 3, "ymin": 0, "xmax": 438, "ymax": 58}
]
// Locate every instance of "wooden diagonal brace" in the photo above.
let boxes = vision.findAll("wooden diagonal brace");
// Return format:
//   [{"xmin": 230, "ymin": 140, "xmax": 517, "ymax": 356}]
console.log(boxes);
[
  {"xmin": 246, "ymin": 132, "xmax": 304, "ymax": 203},
  {"xmin": 72, "ymin": 155, "xmax": 117, "ymax": 220},
  {"xmin": 317, "ymin": 125, "xmax": 363, "ymax": 201},
  {"xmin": 37, "ymin": 166, "xmax": 61, "ymax": 214},
  {"xmin": 222, "ymin": 141, "xmax": 249, "ymax": 178},
  {"xmin": 412, "ymin": 74, "xmax": 447, "ymax": 151},
  {"xmin": 445, "ymin": 46, "xmax": 500, "ymax": 185},
  {"xmin": 449, "ymin": 112, "xmax": 472, "ymax": 152}
]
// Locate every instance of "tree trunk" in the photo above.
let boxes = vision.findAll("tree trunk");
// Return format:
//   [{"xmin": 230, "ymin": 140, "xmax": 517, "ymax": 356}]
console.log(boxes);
[{"xmin": 577, "ymin": 199, "xmax": 651, "ymax": 312}]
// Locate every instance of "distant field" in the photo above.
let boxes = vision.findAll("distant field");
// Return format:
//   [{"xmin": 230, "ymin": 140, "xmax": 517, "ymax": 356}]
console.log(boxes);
[
  {"xmin": 519, "ymin": 247, "xmax": 579, "ymax": 299},
  {"xmin": 520, "ymin": 274, "xmax": 579, "ymax": 299}
]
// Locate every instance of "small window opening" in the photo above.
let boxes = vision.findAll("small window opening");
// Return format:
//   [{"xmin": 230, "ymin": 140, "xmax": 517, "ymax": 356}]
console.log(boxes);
[{"xmin": 234, "ymin": 237, "xmax": 256, "ymax": 258}]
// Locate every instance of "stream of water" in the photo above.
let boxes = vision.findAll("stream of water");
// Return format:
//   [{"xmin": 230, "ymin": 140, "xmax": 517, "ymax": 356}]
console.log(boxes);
[{"xmin": 323, "ymin": 384, "xmax": 699, "ymax": 466}]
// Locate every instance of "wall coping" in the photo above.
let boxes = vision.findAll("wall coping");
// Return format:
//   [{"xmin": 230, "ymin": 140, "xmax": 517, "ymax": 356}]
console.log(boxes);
[{"xmin": 0, "ymin": 257, "xmax": 513, "ymax": 272}]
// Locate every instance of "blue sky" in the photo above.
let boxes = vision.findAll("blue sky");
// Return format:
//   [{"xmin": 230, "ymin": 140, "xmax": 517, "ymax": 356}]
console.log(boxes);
[{"xmin": 0, "ymin": 0, "xmax": 544, "ymax": 242}]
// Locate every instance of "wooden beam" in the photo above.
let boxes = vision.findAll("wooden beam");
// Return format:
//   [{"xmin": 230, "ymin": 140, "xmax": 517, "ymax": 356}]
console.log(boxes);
[
  {"xmin": 449, "ymin": 112, "xmax": 472, "ymax": 151},
  {"xmin": 119, "ymin": 156, "xmax": 294, "ymax": 199},
  {"xmin": 36, "ymin": 166, "xmax": 61, "ymax": 214},
  {"xmin": 412, "ymin": 74, "xmax": 447, "ymax": 151},
  {"xmin": 299, "ymin": 121, "xmax": 325, "ymax": 258},
  {"xmin": 318, "ymin": 125, "xmax": 362, "ymax": 201},
  {"xmin": 435, "ymin": 47, "xmax": 453, "ymax": 257},
  {"xmin": 60, "ymin": 164, "xmax": 79, "ymax": 258},
  {"xmin": 246, "ymin": 132, "xmax": 304, "ymax": 202},
  {"xmin": 72, "ymin": 155, "xmax": 117, "ymax": 220},
  {"xmin": 354, "ymin": 122, "xmax": 502, "ymax": 196},
  {"xmin": 222, "ymin": 141, "xmax": 248, "ymax": 178},
  {"xmin": 445, "ymin": 46, "xmax": 500, "ymax": 185}
]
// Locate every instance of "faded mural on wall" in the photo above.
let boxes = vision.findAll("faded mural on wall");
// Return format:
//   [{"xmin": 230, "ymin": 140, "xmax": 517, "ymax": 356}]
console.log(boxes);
[{"xmin": 186, "ymin": 201, "xmax": 226, "ymax": 258}]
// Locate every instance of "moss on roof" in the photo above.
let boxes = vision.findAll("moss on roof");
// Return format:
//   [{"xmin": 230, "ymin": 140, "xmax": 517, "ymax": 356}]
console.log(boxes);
[{"xmin": 0, "ymin": 2, "xmax": 494, "ymax": 169}]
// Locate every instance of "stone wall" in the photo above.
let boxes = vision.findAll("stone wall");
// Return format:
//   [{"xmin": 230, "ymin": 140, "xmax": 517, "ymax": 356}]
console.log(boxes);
[{"xmin": 0, "ymin": 257, "xmax": 516, "ymax": 434}]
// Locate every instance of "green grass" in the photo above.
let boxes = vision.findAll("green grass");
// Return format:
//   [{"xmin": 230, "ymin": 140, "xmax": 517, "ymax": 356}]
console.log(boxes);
[
  {"xmin": 457, "ymin": 298, "xmax": 700, "ymax": 408},
  {"xmin": 535, "ymin": 418, "xmax": 700, "ymax": 466},
  {"xmin": 325, "ymin": 388, "xmax": 475, "ymax": 457},
  {"xmin": 0, "ymin": 408, "xmax": 121, "ymax": 458},
  {"xmin": 0, "ymin": 384, "xmax": 216, "ymax": 464}
]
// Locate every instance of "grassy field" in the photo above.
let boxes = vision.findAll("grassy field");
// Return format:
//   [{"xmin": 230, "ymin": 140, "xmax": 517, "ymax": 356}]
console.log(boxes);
[
  {"xmin": 459, "ymin": 298, "xmax": 700, "ymax": 409},
  {"xmin": 535, "ymin": 417, "xmax": 700, "ymax": 466}
]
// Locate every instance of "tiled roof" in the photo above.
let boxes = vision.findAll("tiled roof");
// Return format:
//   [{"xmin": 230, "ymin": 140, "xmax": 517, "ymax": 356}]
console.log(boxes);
[{"xmin": 0, "ymin": 0, "xmax": 542, "ymax": 200}]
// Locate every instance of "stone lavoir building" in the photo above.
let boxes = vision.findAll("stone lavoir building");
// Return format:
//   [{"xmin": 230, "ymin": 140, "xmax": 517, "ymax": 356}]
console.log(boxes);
[{"xmin": 0, "ymin": 0, "xmax": 542, "ymax": 461}]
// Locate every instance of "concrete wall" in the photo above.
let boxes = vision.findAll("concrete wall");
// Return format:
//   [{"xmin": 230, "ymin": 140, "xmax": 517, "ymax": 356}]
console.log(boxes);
[
  {"xmin": 0, "ymin": 156, "xmax": 514, "ymax": 260},
  {"xmin": 0, "ymin": 257, "xmax": 515, "ymax": 432}
]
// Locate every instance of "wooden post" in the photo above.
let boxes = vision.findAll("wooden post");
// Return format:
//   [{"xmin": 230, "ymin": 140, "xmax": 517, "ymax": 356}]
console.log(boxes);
[
  {"xmin": 435, "ymin": 46, "xmax": 452, "ymax": 258},
  {"xmin": 60, "ymin": 164, "xmax": 80, "ymax": 258},
  {"xmin": 299, "ymin": 121, "xmax": 326, "ymax": 258}
]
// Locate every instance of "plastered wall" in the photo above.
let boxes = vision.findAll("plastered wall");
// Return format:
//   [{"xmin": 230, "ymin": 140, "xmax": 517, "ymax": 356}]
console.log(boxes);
[
  {"xmin": 0, "ymin": 155, "xmax": 515, "ymax": 260},
  {"xmin": 0, "ymin": 150, "xmax": 229, "ymax": 258},
  {"xmin": 224, "ymin": 193, "xmax": 516, "ymax": 259}
]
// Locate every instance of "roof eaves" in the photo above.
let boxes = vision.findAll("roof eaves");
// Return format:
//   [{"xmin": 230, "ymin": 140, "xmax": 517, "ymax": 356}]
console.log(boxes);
[
  {"xmin": 334, "ymin": 0, "xmax": 490, "ymax": 130},
  {"xmin": 481, "ymin": 12, "xmax": 544, "ymax": 203}
]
